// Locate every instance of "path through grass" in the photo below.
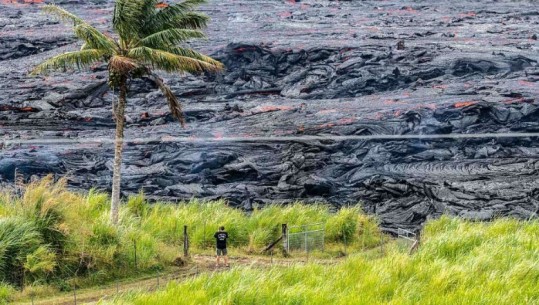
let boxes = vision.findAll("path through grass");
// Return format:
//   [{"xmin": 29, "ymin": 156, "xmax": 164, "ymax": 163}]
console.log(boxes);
[
  {"xmin": 14, "ymin": 254, "xmax": 347, "ymax": 305},
  {"xmin": 106, "ymin": 217, "xmax": 539, "ymax": 305}
]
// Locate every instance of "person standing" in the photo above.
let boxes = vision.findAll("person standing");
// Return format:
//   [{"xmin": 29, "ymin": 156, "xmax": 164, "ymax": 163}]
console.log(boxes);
[{"xmin": 214, "ymin": 226, "xmax": 229, "ymax": 267}]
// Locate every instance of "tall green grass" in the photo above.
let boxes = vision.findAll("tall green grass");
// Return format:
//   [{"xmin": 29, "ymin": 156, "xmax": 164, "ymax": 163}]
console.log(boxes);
[
  {"xmin": 0, "ymin": 282, "xmax": 15, "ymax": 304},
  {"xmin": 0, "ymin": 177, "xmax": 378, "ymax": 297},
  {"xmin": 107, "ymin": 216, "xmax": 539, "ymax": 305}
]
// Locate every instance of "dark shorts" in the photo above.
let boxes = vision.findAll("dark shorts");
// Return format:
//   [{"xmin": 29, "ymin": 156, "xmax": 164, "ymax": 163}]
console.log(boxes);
[{"xmin": 216, "ymin": 248, "xmax": 228, "ymax": 256}]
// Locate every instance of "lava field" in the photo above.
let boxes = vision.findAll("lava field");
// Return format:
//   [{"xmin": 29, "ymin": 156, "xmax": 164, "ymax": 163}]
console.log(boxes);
[{"xmin": 1, "ymin": 0, "xmax": 539, "ymax": 231}]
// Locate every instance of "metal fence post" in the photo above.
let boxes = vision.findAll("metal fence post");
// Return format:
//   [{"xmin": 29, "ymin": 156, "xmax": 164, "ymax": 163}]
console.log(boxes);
[
  {"xmin": 322, "ymin": 230, "xmax": 325, "ymax": 252},
  {"xmin": 183, "ymin": 225, "xmax": 189, "ymax": 257},
  {"xmin": 14, "ymin": 168, "xmax": 24, "ymax": 197},
  {"xmin": 282, "ymin": 224, "xmax": 288, "ymax": 254},
  {"xmin": 380, "ymin": 230, "xmax": 385, "ymax": 256},
  {"xmin": 134, "ymin": 240, "xmax": 137, "ymax": 270},
  {"xmin": 73, "ymin": 285, "xmax": 77, "ymax": 305},
  {"xmin": 174, "ymin": 219, "xmax": 178, "ymax": 241},
  {"xmin": 343, "ymin": 227, "xmax": 347, "ymax": 255},
  {"xmin": 304, "ymin": 225, "xmax": 308, "ymax": 253},
  {"xmin": 203, "ymin": 221, "xmax": 206, "ymax": 249},
  {"xmin": 361, "ymin": 225, "xmax": 366, "ymax": 249}
]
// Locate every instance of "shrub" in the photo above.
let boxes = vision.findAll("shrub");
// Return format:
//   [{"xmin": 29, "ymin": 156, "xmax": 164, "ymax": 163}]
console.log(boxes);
[
  {"xmin": 86, "ymin": 189, "xmax": 109, "ymax": 214},
  {"xmin": 16, "ymin": 177, "xmax": 69, "ymax": 253},
  {"xmin": 0, "ymin": 218, "xmax": 42, "ymax": 286},
  {"xmin": 357, "ymin": 214, "xmax": 383, "ymax": 249},
  {"xmin": 24, "ymin": 246, "xmax": 57, "ymax": 282},
  {"xmin": 325, "ymin": 207, "xmax": 360, "ymax": 243},
  {"xmin": 127, "ymin": 191, "xmax": 147, "ymax": 218},
  {"xmin": 0, "ymin": 283, "xmax": 14, "ymax": 304},
  {"xmin": 90, "ymin": 220, "xmax": 120, "ymax": 247}
]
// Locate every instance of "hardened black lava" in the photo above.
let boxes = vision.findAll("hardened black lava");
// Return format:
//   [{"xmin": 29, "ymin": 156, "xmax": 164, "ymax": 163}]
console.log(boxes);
[{"xmin": 1, "ymin": 0, "xmax": 539, "ymax": 231}]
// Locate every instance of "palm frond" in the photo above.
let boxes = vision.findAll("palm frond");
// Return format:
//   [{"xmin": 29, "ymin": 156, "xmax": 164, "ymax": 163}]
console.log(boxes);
[
  {"xmin": 129, "ymin": 46, "xmax": 222, "ymax": 73},
  {"xmin": 31, "ymin": 50, "xmax": 104, "ymax": 75},
  {"xmin": 42, "ymin": 4, "xmax": 85, "ymax": 25},
  {"xmin": 171, "ymin": 12, "xmax": 209, "ymax": 29},
  {"xmin": 148, "ymin": 73, "xmax": 185, "ymax": 126},
  {"xmin": 113, "ymin": 0, "xmax": 147, "ymax": 41},
  {"xmin": 155, "ymin": 0, "xmax": 207, "ymax": 14},
  {"xmin": 138, "ymin": 29, "xmax": 206, "ymax": 48},
  {"xmin": 141, "ymin": 0, "xmax": 159, "ymax": 13},
  {"xmin": 42, "ymin": 4, "xmax": 117, "ymax": 55},
  {"xmin": 74, "ymin": 23, "xmax": 118, "ymax": 54},
  {"xmin": 168, "ymin": 47, "xmax": 223, "ymax": 68},
  {"xmin": 141, "ymin": 2, "xmax": 209, "ymax": 34},
  {"xmin": 178, "ymin": 0, "xmax": 207, "ymax": 9}
]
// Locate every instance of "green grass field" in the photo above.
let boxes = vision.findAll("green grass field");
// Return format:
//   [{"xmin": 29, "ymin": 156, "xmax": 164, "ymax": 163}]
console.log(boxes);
[
  {"xmin": 3, "ymin": 177, "xmax": 537, "ymax": 304},
  {"xmin": 0, "ymin": 177, "xmax": 381, "ymax": 303},
  {"xmin": 105, "ymin": 216, "xmax": 539, "ymax": 305}
]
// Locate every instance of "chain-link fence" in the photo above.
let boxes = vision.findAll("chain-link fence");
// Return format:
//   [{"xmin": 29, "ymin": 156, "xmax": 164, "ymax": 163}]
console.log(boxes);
[
  {"xmin": 285, "ymin": 223, "xmax": 325, "ymax": 253},
  {"xmin": 397, "ymin": 228, "xmax": 416, "ymax": 242},
  {"xmin": 397, "ymin": 228, "xmax": 421, "ymax": 254}
]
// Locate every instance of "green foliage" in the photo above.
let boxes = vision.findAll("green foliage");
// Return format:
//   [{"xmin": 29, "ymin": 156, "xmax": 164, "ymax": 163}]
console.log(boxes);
[
  {"xmin": 32, "ymin": 0, "xmax": 223, "ymax": 125},
  {"xmin": 32, "ymin": 0, "xmax": 224, "ymax": 231},
  {"xmin": 357, "ymin": 213, "xmax": 384, "ymax": 249},
  {"xmin": 0, "ymin": 283, "xmax": 15, "ymax": 304},
  {"xmin": 87, "ymin": 189, "xmax": 109, "ymax": 212},
  {"xmin": 127, "ymin": 191, "xmax": 148, "ymax": 218},
  {"xmin": 90, "ymin": 220, "xmax": 120, "ymax": 247},
  {"xmin": 110, "ymin": 217, "xmax": 539, "ymax": 305},
  {"xmin": 19, "ymin": 184, "xmax": 68, "ymax": 253},
  {"xmin": 0, "ymin": 218, "xmax": 42, "ymax": 286},
  {"xmin": 24, "ymin": 246, "xmax": 57, "ymax": 278},
  {"xmin": 325, "ymin": 207, "xmax": 359, "ymax": 243},
  {"xmin": 0, "ymin": 178, "xmax": 377, "ymax": 294},
  {"xmin": 35, "ymin": 1, "xmax": 222, "ymax": 76}
]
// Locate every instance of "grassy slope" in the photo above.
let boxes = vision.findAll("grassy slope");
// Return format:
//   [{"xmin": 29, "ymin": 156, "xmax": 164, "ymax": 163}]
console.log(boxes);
[
  {"xmin": 108, "ymin": 217, "xmax": 539, "ymax": 305},
  {"xmin": 0, "ymin": 177, "xmax": 381, "ymax": 303},
  {"xmin": 14, "ymin": 254, "xmax": 342, "ymax": 305}
]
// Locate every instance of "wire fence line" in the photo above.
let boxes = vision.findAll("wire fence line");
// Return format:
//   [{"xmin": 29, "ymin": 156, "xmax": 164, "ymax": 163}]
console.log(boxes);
[
  {"xmin": 3, "ymin": 132, "xmax": 539, "ymax": 147},
  {"xmin": 397, "ymin": 228, "xmax": 417, "ymax": 242},
  {"xmin": 43, "ymin": 265, "xmax": 202, "ymax": 305},
  {"xmin": 285, "ymin": 223, "xmax": 325, "ymax": 253}
]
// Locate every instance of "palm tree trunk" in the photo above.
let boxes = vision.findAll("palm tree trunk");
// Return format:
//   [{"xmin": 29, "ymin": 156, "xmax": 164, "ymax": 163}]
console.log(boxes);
[{"xmin": 110, "ymin": 78, "xmax": 127, "ymax": 225}]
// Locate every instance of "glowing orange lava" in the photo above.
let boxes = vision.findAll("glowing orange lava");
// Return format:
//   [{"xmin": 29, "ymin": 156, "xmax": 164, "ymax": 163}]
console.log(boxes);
[
  {"xmin": 1, "ymin": 0, "xmax": 43, "ymax": 4},
  {"xmin": 253, "ymin": 105, "xmax": 294, "ymax": 113},
  {"xmin": 518, "ymin": 80, "xmax": 534, "ymax": 87},
  {"xmin": 454, "ymin": 101, "xmax": 476, "ymax": 108}
]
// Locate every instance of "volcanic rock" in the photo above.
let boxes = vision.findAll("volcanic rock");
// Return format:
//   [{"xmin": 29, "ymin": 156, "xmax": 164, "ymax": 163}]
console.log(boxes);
[{"xmin": 1, "ymin": 0, "xmax": 539, "ymax": 231}]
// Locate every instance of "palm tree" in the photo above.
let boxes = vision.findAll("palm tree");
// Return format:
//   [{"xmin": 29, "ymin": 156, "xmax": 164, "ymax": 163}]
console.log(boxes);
[{"xmin": 31, "ymin": 0, "xmax": 223, "ymax": 224}]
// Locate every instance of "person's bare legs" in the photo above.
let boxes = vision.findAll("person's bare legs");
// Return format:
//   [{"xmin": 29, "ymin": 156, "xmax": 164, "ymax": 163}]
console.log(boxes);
[
  {"xmin": 224, "ymin": 255, "xmax": 229, "ymax": 267},
  {"xmin": 216, "ymin": 255, "xmax": 221, "ymax": 267}
]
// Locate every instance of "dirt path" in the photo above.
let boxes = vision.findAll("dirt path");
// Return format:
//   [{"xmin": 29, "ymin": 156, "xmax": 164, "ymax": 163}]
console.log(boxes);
[{"xmin": 15, "ymin": 254, "xmax": 336, "ymax": 305}]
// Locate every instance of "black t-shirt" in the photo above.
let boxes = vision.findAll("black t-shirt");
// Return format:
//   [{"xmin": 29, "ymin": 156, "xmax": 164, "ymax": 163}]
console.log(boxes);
[{"xmin": 214, "ymin": 231, "xmax": 228, "ymax": 249}]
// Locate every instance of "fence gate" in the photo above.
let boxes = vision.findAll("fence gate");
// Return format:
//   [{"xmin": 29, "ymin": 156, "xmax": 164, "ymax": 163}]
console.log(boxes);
[
  {"xmin": 285, "ymin": 223, "xmax": 325, "ymax": 253},
  {"xmin": 397, "ymin": 228, "xmax": 416, "ymax": 241}
]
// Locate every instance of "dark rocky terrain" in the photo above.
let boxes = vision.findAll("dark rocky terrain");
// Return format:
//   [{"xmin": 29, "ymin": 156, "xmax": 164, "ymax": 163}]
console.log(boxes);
[{"xmin": 1, "ymin": 0, "xmax": 539, "ymax": 231}]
